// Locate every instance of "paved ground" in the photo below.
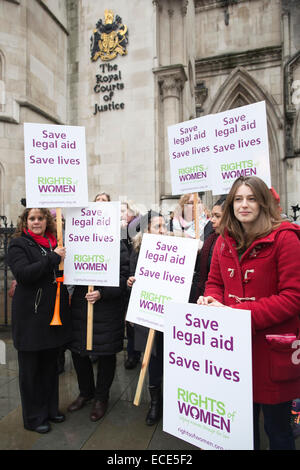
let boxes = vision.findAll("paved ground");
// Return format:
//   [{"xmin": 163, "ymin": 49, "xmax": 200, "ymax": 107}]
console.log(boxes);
[
  {"xmin": 0, "ymin": 328, "xmax": 299, "ymax": 453},
  {"xmin": 0, "ymin": 328, "xmax": 198, "ymax": 452}
]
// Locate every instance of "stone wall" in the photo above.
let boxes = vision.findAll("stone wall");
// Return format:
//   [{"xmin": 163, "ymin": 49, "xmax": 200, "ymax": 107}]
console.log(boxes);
[
  {"xmin": 0, "ymin": 0, "xmax": 68, "ymax": 222},
  {"xmin": 193, "ymin": 0, "xmax": 299, "ymax": 214},
  {"xmin": 70, "ymin": 0, "xmax": 157, "ymax": 211},
  {"xmin": 0, "ymin": 0, "xmax": 299, "ymax": 221}
]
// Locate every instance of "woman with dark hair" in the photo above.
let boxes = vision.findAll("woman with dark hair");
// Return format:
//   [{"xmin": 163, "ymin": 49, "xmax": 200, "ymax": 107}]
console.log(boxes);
[
  {"xmin": 67, "ymin": 241, "xmax": 129, "ymax": 422},
  {"xmin": 191, "ymin": 197, "xmax": 226, "ymax": 302},
  {"xmin": 121, "ymin": 200, "xmax": 141, "ymax": 369},
  {"xmin": 8, "ymin": 208, "xmax": 71, "ymax": 433},
  {"xmin": 127, "ymin": 210, "xmax": 167, "ymax": 426},
  {"xmin": 197, "ymin": 176, "xmax": 300, "ymax": 450}
]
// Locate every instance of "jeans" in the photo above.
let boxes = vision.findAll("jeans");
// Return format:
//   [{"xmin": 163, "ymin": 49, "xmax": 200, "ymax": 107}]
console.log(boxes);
[{"xmin": 253, "ymin": 401, "xmax": 295, "ymax": 450}]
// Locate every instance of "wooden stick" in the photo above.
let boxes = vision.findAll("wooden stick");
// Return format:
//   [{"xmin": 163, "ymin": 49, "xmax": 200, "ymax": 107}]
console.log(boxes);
[
  {"xmin": 86, "ymin": 286, "xmax": 94, "ymax": 351},
  {"xmin": 133, "ymin": 328, "xmax": 156, "ymax": 406},
  {"xmin": 193, "ymin": 193, "xmax": 200, "ymax": 240},
  {"xmin": 56, "ymin": 208, "xmax": 64, "ymax": 270}
]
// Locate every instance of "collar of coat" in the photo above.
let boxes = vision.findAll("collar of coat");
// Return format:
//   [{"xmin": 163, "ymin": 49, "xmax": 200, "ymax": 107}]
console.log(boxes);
[{"xmin": 222, "ymin": 220, "xmax": 300, "ymax": 261}]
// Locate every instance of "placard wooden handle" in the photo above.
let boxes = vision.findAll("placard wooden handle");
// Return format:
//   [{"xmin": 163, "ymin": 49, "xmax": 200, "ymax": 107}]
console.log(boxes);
[
  {"xmin": 56, "ymin": 208, "xmax": 64, "ymax": 270},
  {"xmin": 193, "ymin": 193, "xmax": 200, "ymax": 240},
  {"xmin": 133, "ymin": 328, "xmax": 156, "ymax": 406},
  {"xmin": 86, "ymin": 286, "xmax": 94, "ymax": 351}
]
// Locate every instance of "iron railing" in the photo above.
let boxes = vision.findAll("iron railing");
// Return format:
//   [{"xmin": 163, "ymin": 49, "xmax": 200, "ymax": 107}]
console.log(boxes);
[{"xmin": 0, "ymin": 216, "xmax": 15, "ymax": 326}]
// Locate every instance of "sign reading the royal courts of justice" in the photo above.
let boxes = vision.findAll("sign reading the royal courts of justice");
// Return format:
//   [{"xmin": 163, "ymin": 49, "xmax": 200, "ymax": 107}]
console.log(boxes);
[{"xmin": 90, "ymin": 9, "xmax": 128, "ymax": 115}]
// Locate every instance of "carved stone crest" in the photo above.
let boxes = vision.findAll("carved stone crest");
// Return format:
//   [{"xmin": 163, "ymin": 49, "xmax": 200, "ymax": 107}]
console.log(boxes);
[{"xmin": 90, "ymin": 10, "xmax": 128, "ymax": 62}]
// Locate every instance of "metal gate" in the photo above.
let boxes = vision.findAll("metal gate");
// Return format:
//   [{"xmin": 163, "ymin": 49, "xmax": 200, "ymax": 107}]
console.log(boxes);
[{"xmin": 0, "ymin": 216, "xmax": 15, "ymax": 326}]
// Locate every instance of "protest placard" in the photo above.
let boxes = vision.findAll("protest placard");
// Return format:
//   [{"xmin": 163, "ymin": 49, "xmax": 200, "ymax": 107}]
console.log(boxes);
[
  {"xmin": 163, "ymin": 302, "xmax": 253, "ymax": 451},
  {"xmin": 168, "ymin": 101, "xmax": 271, "ymax": 196},
  {"xmin": 125, "ymin": 233, "xmax": 198, "ymax": 332},
  {"xmin": 168, "ymin": 115, "xmax": 212, "ymax": 195},
  {"xmin": 63, "ymin": 202, "xmax": 121, "ymax": 286},
  {"xmin": 24, "ymin": 123, "xmax": 88, "ymax": 207},
  {"xmin": 209, "ymin": 101, "xmax": 270, "ymax": 194}
]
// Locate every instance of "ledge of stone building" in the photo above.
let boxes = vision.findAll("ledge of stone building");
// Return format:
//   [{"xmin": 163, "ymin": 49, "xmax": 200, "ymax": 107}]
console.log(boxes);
[
  {"xmin": 195, "ymin": 46, "xmax": 282, "ymax": 75},
  {"xmin": 17, "ymin": 98, "xmax": 64, "ymax": 125},
  {"xmin": 153, "ymin": 64, "xmax": 188, "ymax": 81}
]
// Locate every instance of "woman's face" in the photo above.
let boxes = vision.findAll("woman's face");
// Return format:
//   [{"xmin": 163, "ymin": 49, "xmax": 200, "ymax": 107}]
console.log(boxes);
[
  {"xmin": 233, "ymin": 184, "xmax": 260, "ymax": 230},
  {"xmin": 121, "ymin": 204, "xmax": 134, "ymax": 225},
  {"xmin": 148, "ymin": 216, "xmax": 167, "ymax": 235},
  {"xmin": 210, "ymin": 205, "xmax": 223, "ymax": 230},
  {"xmin": 184, "ymin": 196, "xmax": 203, "ymax": 221},
  {"xmin": 95, "ymin": 193, "xmax": 109, "ymax": 202},
  {"xmin": 27, "ymin": 209, "xmax": 47, "ymax": 237}
]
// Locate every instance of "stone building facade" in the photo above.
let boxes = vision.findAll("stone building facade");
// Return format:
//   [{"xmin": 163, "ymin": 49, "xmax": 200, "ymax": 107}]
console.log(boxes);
[{"xmin": 0, "ymin": 0, "xmax": 299, "ymax": 222}]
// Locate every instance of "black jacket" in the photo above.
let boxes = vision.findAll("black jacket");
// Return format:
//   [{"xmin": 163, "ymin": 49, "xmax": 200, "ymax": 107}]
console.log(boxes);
[
  {"xmin": 69, "ymin": 241, "xmax": 129, "ymax": 356},
  {"xmin": 8, "ymin": 232, "xmax": 72, "ymax": 351}
]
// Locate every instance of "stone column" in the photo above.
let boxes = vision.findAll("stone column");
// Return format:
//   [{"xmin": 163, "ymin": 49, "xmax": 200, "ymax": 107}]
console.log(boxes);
[
  {"xmin": 154, "ymin": 65, "xmax": 187, "ymax": 197},
  {"xmin": 152, "ymin": 0, "xmax": 160, "ymax": 68}
]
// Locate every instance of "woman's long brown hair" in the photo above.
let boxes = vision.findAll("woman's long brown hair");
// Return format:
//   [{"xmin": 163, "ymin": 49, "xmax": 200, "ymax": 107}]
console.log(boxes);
[{"xmin": 219, "ymin": 176, "xmax": 282, "ymax": 253}]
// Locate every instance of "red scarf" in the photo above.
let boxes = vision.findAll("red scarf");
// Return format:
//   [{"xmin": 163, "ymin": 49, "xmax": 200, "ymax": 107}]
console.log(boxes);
[{"xmin": 24, "ymin": 229, "xmax": 57, "ymax": 249}]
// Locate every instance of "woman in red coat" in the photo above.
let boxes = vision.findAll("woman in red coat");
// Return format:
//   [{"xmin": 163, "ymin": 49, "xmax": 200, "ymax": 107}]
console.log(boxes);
[{"xmin": 197, "ymin": 176, "xmax": 300, "ymax": 450}]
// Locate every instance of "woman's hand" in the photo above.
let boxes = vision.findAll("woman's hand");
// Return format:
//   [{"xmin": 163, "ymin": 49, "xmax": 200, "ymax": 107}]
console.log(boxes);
[
  {"xmin": 127, "ymin": 276, "xmax": 136, "ymax": 288},
  {"xmin": 85, "ymin": 290, "xmax": 101, "ymax": 304},
  {"xmin": 54, "ymin": 246, "xmax": 66, "ymax": 260},
  {"xmin": 197, "ymin": 295, "xmax": 224, "ymax": 307}
]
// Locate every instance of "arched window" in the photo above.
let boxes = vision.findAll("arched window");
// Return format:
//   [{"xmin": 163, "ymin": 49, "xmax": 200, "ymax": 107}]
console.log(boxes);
[{"xmin": 208, "ymin": 66, "xmax": 284, "ymax": 198}]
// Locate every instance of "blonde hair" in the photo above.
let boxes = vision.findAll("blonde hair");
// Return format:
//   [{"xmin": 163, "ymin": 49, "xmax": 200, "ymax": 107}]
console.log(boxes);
[{"xmin": 121, "ymin": 200, "xmax": 140, "ymax": 217}]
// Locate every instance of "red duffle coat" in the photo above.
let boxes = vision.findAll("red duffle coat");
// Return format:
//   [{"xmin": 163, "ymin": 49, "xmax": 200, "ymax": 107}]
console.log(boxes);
[{"xmin": 204, "ymin": 221, "xmax": 300, "ymax": 404}]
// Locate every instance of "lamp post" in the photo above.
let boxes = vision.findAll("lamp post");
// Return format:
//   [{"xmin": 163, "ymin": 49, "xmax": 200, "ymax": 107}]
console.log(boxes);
[{"xmin": 291, "ymin": 204, "xmax": 300, "ymax": 222}]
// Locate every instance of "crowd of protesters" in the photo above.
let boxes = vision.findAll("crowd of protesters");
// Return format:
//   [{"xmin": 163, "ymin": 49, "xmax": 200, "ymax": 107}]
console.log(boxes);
[{"xmin": 7, "ymin": 176, "xmax": 300, "ymax": 450}]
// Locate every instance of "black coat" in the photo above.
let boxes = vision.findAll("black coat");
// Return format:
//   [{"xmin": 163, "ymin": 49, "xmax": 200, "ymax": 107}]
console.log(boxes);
[
  {"xmin": 69, "ymin": 241, "xmax": 129, "ymax": 356},
  {"xmin": 8, "ymin": 233, "xmax": 72, "ymax": 351}
]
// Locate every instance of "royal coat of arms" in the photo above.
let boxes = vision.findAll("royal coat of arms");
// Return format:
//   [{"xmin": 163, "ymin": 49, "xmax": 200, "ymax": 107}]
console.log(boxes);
[{"xmin": 90, "ymin": 9, "xmax": 128, "ymax": 62}]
